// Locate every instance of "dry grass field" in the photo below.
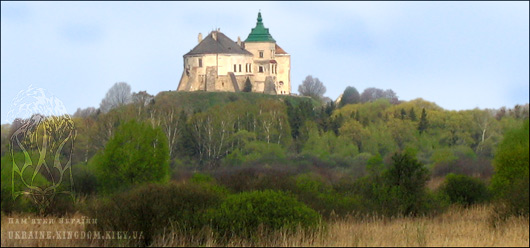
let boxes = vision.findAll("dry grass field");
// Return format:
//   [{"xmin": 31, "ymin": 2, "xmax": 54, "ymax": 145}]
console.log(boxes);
[{"xmin": 2, "ymin": 205, "xmax": 528, "ymax": 247}]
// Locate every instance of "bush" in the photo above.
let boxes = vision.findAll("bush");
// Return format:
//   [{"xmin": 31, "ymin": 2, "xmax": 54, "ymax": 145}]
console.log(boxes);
[
  {"xmin": 208, "ymin": 190, "xmax": 321, "ymax": 239},
  {"xmin": 213, "ymin": 164, "xmax": 297, "ymax": 193},
  {"xmin": 84, "ymin": 182, "xmax": 227, "ymax": 246},
  {"xmin": 432, "ymin": 157, "xmax": 494, "ymax": 178},
  {"xmin": 92, "ymin": 120, "xmax": 170, "ymax": 194},
  {"xmin": 439, "ymin": 173, "xmax": 490, "ymax": 206},
  {"xmin": 71, "ymin": 163, "xmax": 97, "ymax": 195},
  {"xmin": 294, "ymin": 173, "xmax": 363, "ymax": 217},
  {"xmin": 225, "ymin": 141, "xmax": 287, "ymax": 166}
]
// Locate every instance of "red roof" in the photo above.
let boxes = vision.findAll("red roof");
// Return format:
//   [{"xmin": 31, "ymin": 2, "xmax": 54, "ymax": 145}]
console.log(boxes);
[{"xmin": 275, "ymin": 44, "xmax": 288, "ymax": 54}]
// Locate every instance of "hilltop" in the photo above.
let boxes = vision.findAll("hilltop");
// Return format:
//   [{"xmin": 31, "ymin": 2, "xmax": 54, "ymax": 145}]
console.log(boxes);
[{"xmin": 154, "ymin": 91, "xmax": 320, "ymax": 113}]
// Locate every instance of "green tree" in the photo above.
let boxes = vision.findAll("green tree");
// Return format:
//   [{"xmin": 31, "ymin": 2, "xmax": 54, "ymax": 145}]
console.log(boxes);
[
  {"xmin": 339, "ymin": 119, "xmax": 368, "ymax": 151},
  {"xmin": 490, "ymin": 120, "xmax": 529, "ymax": 216},
  {"xmin": 418, "ymin": 108, "xmax": 428, "ymax": 134},
  {"xmin": 93, "ymin": 120, "xmax": 169, "ymax": 194},
  {"xmin": 400, "ymin": 108, "xmax": 407, "ymax": 120},
  {"xmin": 381, "ymin": 150, "xmax": 430, "ymax": 215},
  {"xmin": 409, "ymin": 107, "xmax": 417, "ymax": 121},
  {"xmin": 243, "ymin": 77, "xmax": 252, "ymax": 92},
  {"xmin": 339, "ymin": 86, "xmax": 360, "ymax": 107}
]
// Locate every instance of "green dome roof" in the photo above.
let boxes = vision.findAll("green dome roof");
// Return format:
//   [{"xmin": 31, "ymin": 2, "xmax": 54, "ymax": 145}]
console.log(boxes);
[{"xmin": 245, "ymin": 12, "xmax": 276, "ymax": 42}]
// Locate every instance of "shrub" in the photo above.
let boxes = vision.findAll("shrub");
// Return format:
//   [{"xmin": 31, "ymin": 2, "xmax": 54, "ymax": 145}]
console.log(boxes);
[
  {"xmin": 208, "ymin": 190, "xmax": 321, "ymax": 239},
  {"xmin": 432, "ymin": 157, "xmax": 494, "ymax": 178},
  {"xmin": 84, "ymin": 182, "xmax": 227, "ymax": 246},
  {"xmin": 92, "ymin": 120, "xmax": 170, "ymax": 194},
  {"xmin": 294, "ymin": 173, "xmax": 354, "ymax": 215},
  {"xmin": 71, "ymin": 163, "xmax": 97, "ymax": 195},
  {"xmin": 439, "ymin": 173, "xmax": 490, "ymax": 206},
  {"xmin": 212, "ymin": 164, "xmax": 297, "ymax": 193}
]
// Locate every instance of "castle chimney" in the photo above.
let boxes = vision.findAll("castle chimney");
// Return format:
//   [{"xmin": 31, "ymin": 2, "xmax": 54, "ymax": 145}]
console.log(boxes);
[
  {"xmin": 198, "ymin": 33, "xmax": 203, "ymax": 43},
  {"xmin": 212, "ymin": 31, "xmax": 217, "ymax": 41},
  {"xmin": 237, "ymin": 36, "xmax": 241, "ymax": 46}
]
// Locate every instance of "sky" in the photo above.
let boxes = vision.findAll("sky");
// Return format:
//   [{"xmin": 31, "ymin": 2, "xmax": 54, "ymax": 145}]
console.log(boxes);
[{"xmin": 1, "ymin": 1, "xmax": 529, "ymax": 124}]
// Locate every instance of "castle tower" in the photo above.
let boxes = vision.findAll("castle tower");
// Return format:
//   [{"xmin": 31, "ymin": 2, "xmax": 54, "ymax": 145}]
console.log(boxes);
[{"xmin": 244, "ymin": 12, "xmax": 291, "ymax": 95}]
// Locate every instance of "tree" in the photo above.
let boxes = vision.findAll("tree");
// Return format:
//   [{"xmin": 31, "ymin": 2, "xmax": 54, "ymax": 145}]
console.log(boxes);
[
  {"xmin": 339, "ymin": 86, "xmax": 360, "ymax": 107},
  {"xmin": 490, "ymin": 120, "xmax": 529, "ymax": 216},
  {"xmin": 360, "ymin": 87, "xmax": 399, "ymax": 104},
  {"xmin": 409, "ymin": 108, "xmax": 417, "ymax": 121},
  {"xmin": 339, "ymin": 119, "xmax": 367, "ymax": 151},
  {"xmin": 298, "ymin": 75, "xmax": 326, "ymax": 100},
  {"xmin": 93, "ymin": 120, "xmax": 169, "ymax": 194},
  {"xmin": 1, "ymin": 124, "xmax": 11, "ymax": 157},
  {"xmin": 73, "ymin": 107, "xmax": 97, "ymax": 118},
  {"xmin": 382, "ymin": 150, "xmax": 430, "ymax": 215},
  {"xmin": 99, "ymin": 82, "xmax": 132, "ymax": 113},
  {"xmin": 243, "ymin": 78, "xmax": 252, "ymax": 92},
  {"xmin": 132, "ymin": 91, "xmax": 154, "ymax": 106},
  {"xmin": 491, "ymin": 120, "xmax": 529, "ymax": 196},
  {"xmin": 418, "ymin": 108, "xmax": 428, "ymax": 134},
  {"xmin": 400, "ymin": 108, "xmax": 407, "ymax": 120}
]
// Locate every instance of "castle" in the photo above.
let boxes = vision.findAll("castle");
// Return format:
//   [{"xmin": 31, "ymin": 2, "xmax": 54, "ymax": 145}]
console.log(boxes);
[{"xmin": 177, "ymin": 12, "xmax": 291, "ymax": 95}]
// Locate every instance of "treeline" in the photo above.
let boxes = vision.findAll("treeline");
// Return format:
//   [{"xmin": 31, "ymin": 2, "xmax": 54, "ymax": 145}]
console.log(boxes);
[{"xmin": 1, "ymin": 81, "xmax": 528, "ymax": 246}]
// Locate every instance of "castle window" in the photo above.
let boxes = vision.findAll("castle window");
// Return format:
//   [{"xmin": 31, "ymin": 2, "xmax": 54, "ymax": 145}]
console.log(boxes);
[
  {"xmin": 234, "ymin": 64, "xmax": 237, "ymax": 72},
  {"xmin": 198, "ymin": 58, "xmax": 202, "ymax": 67},
  {"xmin": 271, "ymin": 50, "xmax": 275, "ymax": 58},
  {"xmin": 259, "ymin": 51, "xmax": 264, "ymax": 58},
  {"xmin": 239, "ymin": 64, "xmax": 242, "ymax": 72},
  {"xmin": 259, "ymin": 66, "xmax": 264, "ymax": 73}
]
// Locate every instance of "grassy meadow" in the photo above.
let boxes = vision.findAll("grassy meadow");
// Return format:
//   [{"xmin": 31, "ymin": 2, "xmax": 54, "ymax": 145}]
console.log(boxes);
[{"xmin": 2, "ymin": 205, "xmax": 528, "ymax": 247}]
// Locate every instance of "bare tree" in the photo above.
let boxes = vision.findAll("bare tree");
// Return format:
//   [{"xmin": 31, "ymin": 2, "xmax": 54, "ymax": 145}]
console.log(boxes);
[
  {"xmin": 298, "ymin": 75, "xmax": 326, "ymax": 100},
  {"xmin": 360, "ymin": 87, "xmax": 399, "ymax": 104},
  {"xmin": 132, "ymin": 91, "xmax": 154, "ymax": 117},
  {"xmin": 132, "ymin": 91, "xmax": 154, "ymax": 106},
  {"xmin": 99, "ymin": 82, "xmax": 132, "ymax": 113},
  {"xmin": 73, "ymin": 107, "xmax": 97, "ymax": 118}
]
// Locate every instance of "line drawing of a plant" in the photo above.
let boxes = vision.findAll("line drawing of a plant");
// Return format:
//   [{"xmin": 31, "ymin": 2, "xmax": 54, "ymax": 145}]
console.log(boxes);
[{"xmin": 8, "ymin": 85, "xmax": 77, "ymax": 214}]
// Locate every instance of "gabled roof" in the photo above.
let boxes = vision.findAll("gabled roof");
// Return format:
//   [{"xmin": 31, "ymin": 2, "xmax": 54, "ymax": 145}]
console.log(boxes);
[
  {"xmin": 245, "ymin": 12, "xmax": 276, "ymax": 42},
  {"xmin": 185, "ymin": 31, "xmax": 253, "ymax": 56},
  {"xmin": 275, "ymin": 44, "xmax": 288, "ymax": 54}
]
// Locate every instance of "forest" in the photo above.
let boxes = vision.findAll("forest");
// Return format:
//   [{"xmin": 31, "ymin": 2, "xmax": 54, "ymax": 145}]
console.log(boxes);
[{"xmin": 1, "ymin": 80, "xmax": 529, "ymax": 246}]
